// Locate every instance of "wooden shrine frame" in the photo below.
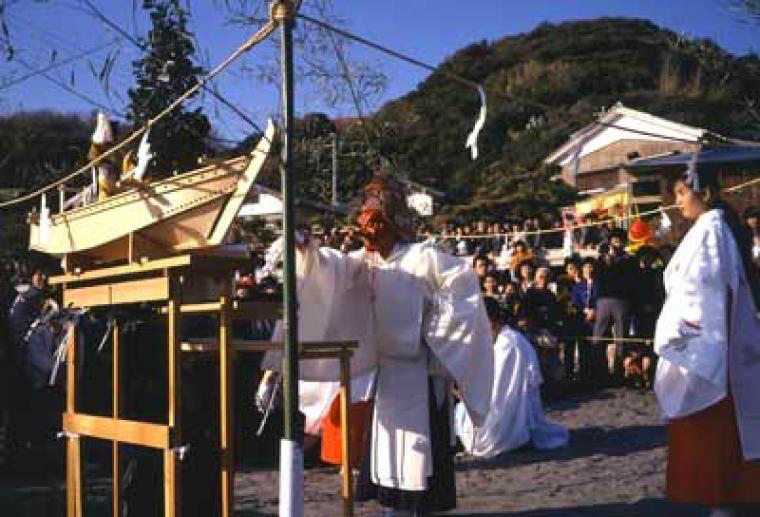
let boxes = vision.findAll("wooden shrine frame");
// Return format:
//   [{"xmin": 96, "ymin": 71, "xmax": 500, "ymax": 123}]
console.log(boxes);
[{"xmin": 51, "ymin": 254, "xmax": 357, "ymax": 517}]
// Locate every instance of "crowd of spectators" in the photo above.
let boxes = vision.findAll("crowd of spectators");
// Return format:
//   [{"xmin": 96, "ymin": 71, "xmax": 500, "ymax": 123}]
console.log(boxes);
[
  {"xmin": 2, "ymin": 205, "xmax": 759, "ymax": 482},
  {"xmin": 466, "ymin": 230, "xmax": 667, "ymax": 390}
]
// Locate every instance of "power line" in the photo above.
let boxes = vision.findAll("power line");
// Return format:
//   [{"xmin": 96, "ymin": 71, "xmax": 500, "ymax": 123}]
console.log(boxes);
[
  {"xmin": 76, "ymin": 1, "xmax": 268, "ymax": 137},
  {"xmin": 297, "ymin": 13, "xmax": 760, "ymax": 152},
  {"xmin": 298, "ymin": 12, "xmax": 479, "ymax": 91},
  {"xmin": 15, "ymin": 56, "xmax": 127, "ymax": 118},
  {"xmin": 4, "ymin": 11, "xmax": 136, "ymax": 100},
  {"xmin": 0, "ymin": 42, "xmax": 114, "ymax": 92}
]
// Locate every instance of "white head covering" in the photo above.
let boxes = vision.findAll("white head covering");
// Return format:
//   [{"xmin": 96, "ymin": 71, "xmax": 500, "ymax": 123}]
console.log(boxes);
[{"xmin": 92, "ymin": 111, "xmax": 114, "ymax": 145}]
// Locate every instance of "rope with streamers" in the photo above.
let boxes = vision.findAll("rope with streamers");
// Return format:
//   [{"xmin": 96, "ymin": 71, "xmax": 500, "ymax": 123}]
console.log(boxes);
[
  {"xmin": 0, "ymin": 19, "xmax": 277, "ymax": 209},
  {"xmin": 425, "ymin": 174, "xmax": 760, "ymax": 241}
]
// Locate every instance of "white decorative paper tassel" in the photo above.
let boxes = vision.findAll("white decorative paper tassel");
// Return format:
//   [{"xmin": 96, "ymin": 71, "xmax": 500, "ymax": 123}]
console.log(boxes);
[
  {"xmin": 39, "ymin": 194, "xmax": 51, "ymax": 245},
  {"xmin": 465, "ymin": 85, "xmax": 487, "ymax": 160}
]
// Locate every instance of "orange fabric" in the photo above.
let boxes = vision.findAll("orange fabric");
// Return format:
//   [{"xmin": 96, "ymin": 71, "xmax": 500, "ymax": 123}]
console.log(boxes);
[
  {"xmin": 667, "ymin": 395, "xmax": 760, "ymax": 505},
  {"xmin": 320, "ymin": 397, "xmax": 373, "ymax": 468}
]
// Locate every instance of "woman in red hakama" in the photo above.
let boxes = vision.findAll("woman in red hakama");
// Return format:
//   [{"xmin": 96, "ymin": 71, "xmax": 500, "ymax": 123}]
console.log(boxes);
[{"xmin": 654, "ymin": 167, "xmax": 760, "ymax": 516}]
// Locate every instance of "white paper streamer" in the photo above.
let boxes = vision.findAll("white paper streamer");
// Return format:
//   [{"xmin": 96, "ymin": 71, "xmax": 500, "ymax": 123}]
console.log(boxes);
[
  {"xmin": 39, "ymin": 194, "xmax": 51, "ymax": 245},
  {"xmin": 685, "ymin": 145, "xmax": 702, "ymax": 192},
  {"xmin": 465, "ymin": 85, "xmax": 487, "ymax": 160},
  {"xmin": 132, "ymin": 129, "xmax": 153, "ymax": 181}
]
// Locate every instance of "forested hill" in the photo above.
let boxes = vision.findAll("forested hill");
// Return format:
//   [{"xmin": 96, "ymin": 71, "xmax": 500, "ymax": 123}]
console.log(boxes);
[{"xmin": 361, "ymin": 17, "xmax": 760, "ymax": 218}]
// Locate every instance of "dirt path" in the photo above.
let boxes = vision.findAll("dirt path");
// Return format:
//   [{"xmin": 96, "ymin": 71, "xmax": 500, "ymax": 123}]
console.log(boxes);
[
  {"xmin": 1, "ymin": 388, "xmax": 706, "ymax": 516},
  {"xmin": 233, "ymin": 387, "xmax": 704, "ymax": 516}
]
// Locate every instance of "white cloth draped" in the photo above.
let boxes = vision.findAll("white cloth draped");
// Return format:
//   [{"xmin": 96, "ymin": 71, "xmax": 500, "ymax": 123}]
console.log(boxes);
[
  {"xmin": 654, "ymin": 209, "xmax": 760, "ymax": 459},
  {"xmin": 455, "ymin": 325, "xmax": 568, "ymax": 458},
  {"xmin": 263, "ymin": 240, "xmax": 494, "ymax": 490}
]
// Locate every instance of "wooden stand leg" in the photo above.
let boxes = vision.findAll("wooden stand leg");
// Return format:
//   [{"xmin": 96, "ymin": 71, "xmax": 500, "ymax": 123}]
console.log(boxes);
[
  {"xmin": 65, "ymin": 325, "xmax": 83, "ymax": 517},
  {"xmin": 67, "ymin": 436, "xmax": 83, "ymax": 517},
  {"xmin": 166, "ymin": 298, "xmax": 182, "ymax": 517},
  {"xmin": 339, "ymin": 352, "xmax": 353, "ymax": 517},
  {"xmin": 112, "ymin": 324, "xmax": 121, "ymax": 517},
  {"xmin": 219, "ymin": 297, "xmax": 235, "ymax": 517}
]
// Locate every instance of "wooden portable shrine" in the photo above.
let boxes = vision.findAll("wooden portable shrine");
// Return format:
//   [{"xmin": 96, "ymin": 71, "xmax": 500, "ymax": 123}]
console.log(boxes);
[{"xmin": 51, "ymin": 254, "xmax": 358, "ymax": 517}]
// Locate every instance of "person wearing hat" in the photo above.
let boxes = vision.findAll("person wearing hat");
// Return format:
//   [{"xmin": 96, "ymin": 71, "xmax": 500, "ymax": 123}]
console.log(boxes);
[
  {"xmin": 654, "ymin": 163, "xmax": 760, "ymax": 516},
  {"xmin": 592, "ymin": 227, "xmax": 637, "ymax": 383},
  {"xmin": 259, "ymin": 174, "xmax": 493, "ymax": 515}
]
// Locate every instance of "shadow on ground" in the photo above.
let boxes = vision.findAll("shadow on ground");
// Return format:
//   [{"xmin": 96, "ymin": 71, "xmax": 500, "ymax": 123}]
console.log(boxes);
[
  {"xmin": 441, "ymin": 497, "xmax": 705, "ymax": 516},
  {"xmin": 459, "ymin": 423, "xmax": 667, "ymax": 472}
]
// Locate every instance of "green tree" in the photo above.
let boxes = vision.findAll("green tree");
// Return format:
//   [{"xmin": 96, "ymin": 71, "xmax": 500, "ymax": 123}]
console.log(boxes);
[{"xmin": 127, "ymin": 0, "xmax": 210, "ymax": 176}]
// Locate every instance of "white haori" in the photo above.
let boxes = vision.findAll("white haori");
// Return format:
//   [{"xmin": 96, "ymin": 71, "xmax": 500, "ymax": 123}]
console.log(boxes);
[
  {"xmin": 455, "ymin": 325, "xmax": 568, "ymax": 458},
  {"xmin": 263, "ymin": 240, "xmax": 494, "ymax": 490},
  {"xmin": 654, "ymin": 209, "xmax": 760, "ymax": 459}
]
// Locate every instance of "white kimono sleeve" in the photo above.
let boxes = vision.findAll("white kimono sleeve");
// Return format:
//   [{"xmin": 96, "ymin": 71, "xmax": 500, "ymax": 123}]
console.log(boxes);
[
  {"xmin": 262, "ymin": 242, "xmax": 378, "ymax": 379},
  {"xmin": 654, "ymin": 219, "xmax": 733, "ymax": 418},
  {"xmin": 422, "ymin": 246, "xmax": 493, "ymax": 427}
]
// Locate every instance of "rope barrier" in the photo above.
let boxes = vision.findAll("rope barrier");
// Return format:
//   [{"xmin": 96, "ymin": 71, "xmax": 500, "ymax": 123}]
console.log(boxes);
[
  {"xmin": 0, "ymin": 19, "xmax": 277, "ymax": 209},
  {"xmin": 427, "ymin": 174, "xmax": 760, "ymax": 241}
]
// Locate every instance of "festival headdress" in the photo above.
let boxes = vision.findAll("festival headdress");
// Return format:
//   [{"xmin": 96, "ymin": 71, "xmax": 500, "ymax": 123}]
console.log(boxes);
[{"xmin": 356, "ymin": 173, "xmax": 416, "ymax": 241}]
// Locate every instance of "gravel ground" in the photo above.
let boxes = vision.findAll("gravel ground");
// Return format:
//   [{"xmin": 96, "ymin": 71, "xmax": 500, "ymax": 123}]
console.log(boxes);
[
  {"xmin": 233, "ymin": 387, "xmax": 705, "ymax": 516},
  {"xmin": 1, "ymin": 387, "xmax": 707, "ymax": 516}
]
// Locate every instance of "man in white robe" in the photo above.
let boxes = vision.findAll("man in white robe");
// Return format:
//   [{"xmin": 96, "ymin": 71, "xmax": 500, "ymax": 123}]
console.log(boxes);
[
  {"xmin": 261, "ymin": 175, "xmax": 493, "ymax": 514},
  {"xmin": 456, "ymin": 298, "xmax": 568, "ymax": 458}
]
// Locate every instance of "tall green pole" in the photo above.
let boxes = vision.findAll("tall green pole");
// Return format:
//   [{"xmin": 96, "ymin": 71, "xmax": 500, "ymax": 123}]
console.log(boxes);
[{"xmin": 273, "ymin": 1, "xmax": 302, "ymax": 515}]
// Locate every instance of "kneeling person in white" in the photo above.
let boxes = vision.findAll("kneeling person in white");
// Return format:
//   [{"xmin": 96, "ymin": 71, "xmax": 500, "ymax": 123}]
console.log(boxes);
[{"xmin": 456, "ymin": 298, "xmax": 568, "ymax": 458}]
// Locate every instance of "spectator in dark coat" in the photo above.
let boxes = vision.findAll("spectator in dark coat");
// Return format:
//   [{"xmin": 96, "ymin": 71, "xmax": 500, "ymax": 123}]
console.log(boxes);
[
  {"xmin": 523, "ymin": 267, "xmax": 561, "ymax": 335},
  {"xmin": 593, "ymin": 230, "xmax": 637, "ymax": 382}
]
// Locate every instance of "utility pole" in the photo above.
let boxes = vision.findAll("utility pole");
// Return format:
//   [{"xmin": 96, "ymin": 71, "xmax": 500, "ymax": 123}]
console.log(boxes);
[
  {"xmin": 272, "ymin": 1, "xmax": 302, "ymax": 516},
  {"xmin": 331, "ymin": 131, "xmax": 339, "ymax": 207}
]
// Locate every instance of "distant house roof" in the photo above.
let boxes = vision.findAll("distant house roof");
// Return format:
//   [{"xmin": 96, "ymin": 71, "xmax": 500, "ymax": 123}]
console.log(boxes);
[
  {"xmin": 626, "ymin": 146, "xmax": 760, "ymax": 172},
  {"xmin": 333, "ymin": 117, "xmax": 362, "ymax": 131},
  {"xmin": 544, "ymin": 102, "xmax": 707, "ymax": 167}
]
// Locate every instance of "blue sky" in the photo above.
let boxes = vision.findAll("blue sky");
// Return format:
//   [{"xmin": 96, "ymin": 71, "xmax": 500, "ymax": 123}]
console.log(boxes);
[{"xmin": 1, "ymin": 0, "xmax": 758, "ymax": 141}]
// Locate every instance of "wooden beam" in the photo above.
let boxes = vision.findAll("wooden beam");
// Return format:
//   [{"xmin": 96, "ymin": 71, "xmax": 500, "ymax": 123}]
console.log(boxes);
[
  {"xmin": 50, "ymin": 255, "xmax": 192, "ymax": 285},
  {"xmin": 219, "ymin": 297, "xmax": 234, "ymax": 517},
  {"xmin": 181, "ymin": 339, "xmax": 358, "ymax": 355},
  {"xmin": 63, "ymin": 276, "xmax": 170, "ymax": 307},
  {"xmin": 50, "ymin": 253, "xmax": 248, "ymax": 285},
  {"xmin": 159, "ymin": 302, "xmax": 222, "ymax": 314},
  {"xmin": 164, "ymin": 449, "xmax": 178, "ymax": 517},
  {"xmin": 112, "ymin": 276, "xmax": 170, "ymax": 305},
  {"xmin": 230, "ymin": 300, "xmax": 282, "ymax": 320},
  {"xmin": 67, "ymin": 436, "xmax": 83, "ymax": 517},
  {"xmin": 65, "ymin": 326, "xmax": 82, "ymax": 517},
  {"xmin": 63, "ymin": 284, "xmax": 111, "ymax": 308},
  {"xmin": 166, "ymin": 296, "xmax": 182, "ymax": 517},
  {"xmin": 300, "ymin": 350, "xmax": 351, "ymax": 360},
  {"xmin": 112, "ymin": 324, "xmax": 122, "ymax": 517},
  {"xmin": 339, "ymin": 352, "xmax": 354, "ymax": 517},
  {"xmin": 62, "ymin": 413, "xmax": 173, "ymax": 449}
]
